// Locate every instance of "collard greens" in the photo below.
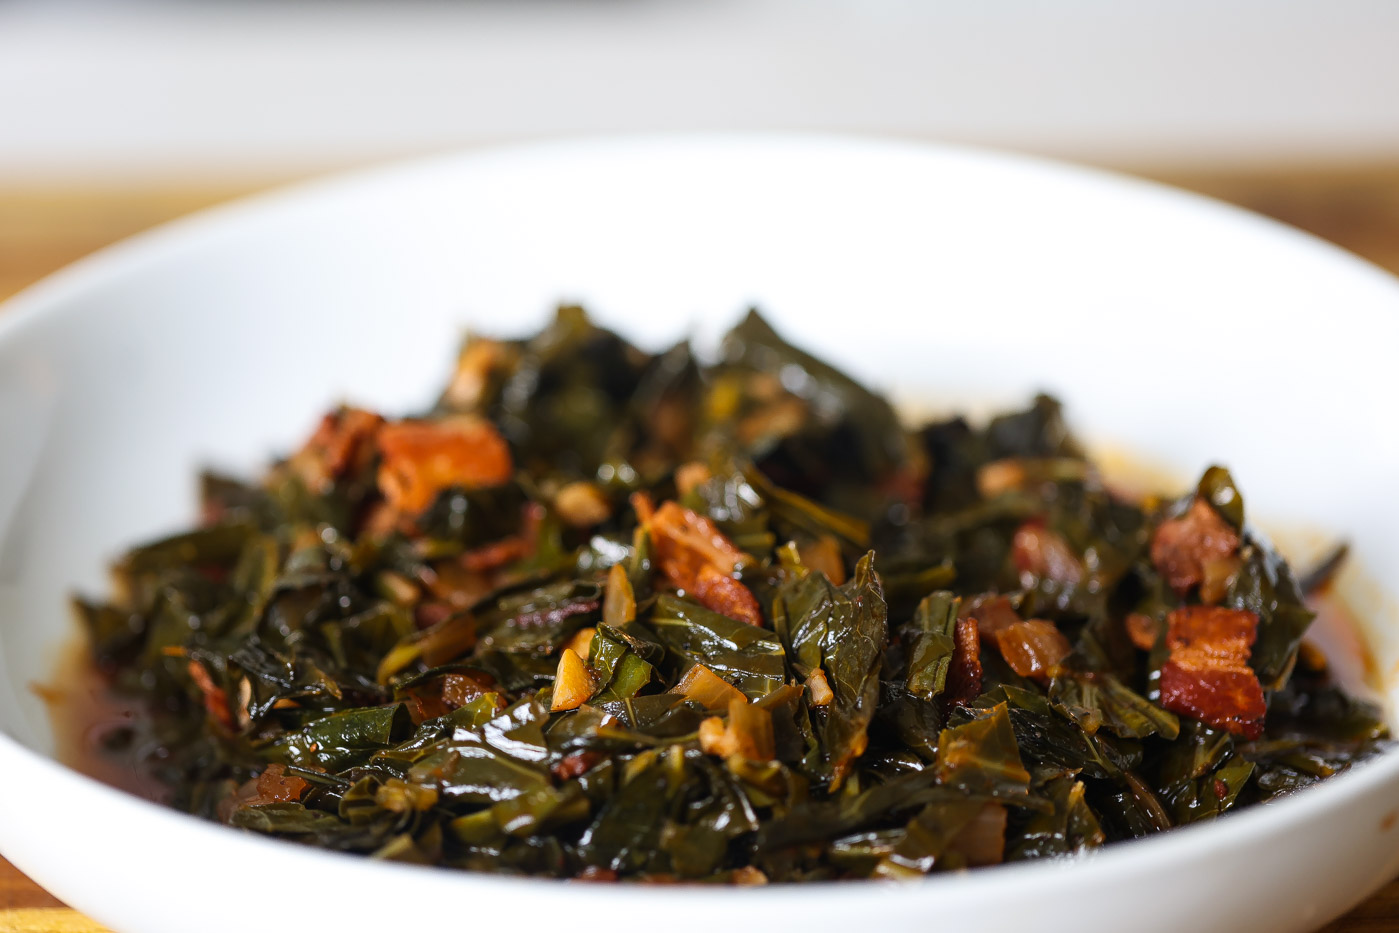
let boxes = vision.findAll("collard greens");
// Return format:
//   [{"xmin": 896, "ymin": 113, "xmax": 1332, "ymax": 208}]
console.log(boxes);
[{"xmin": 75, "ymin": 307, "xmax": 1389, "ymax": 883}]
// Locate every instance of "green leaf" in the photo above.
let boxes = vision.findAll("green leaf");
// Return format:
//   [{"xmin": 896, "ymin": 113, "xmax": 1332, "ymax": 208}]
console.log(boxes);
[
  {"xmin": 266, "ymin": 704, "xmax": 413, "ymax": 771},
  {"xmin": 935, "ymin": 702, "xmax": 1032, "ymax": 799},
  {"xmin": 904, "ymin": 591, "xmax": 959, "ymax": 702},
  {"xmin": 774, "ymin": 552, "xmax": 888, "ymax": 787},
  {"xmin": 1007, "ymin": 775, "xmax": 1105, "ymax": 860},
  {"xmin": 648, "ymin": 596, "xmax": 786, "ymax": 698},
  {"xmin": 1049, "ymin": 673, "xmax": 1180, "ymax": 740},
  {"xmin": 589, "ymin": 623, "xmax": 657, "ymax": 702}
]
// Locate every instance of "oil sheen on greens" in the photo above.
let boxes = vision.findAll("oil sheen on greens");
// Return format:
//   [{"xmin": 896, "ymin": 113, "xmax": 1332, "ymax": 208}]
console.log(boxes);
[{"xmin": 75, "ymin": 307, "xmax": 1389, "ymax": 883}]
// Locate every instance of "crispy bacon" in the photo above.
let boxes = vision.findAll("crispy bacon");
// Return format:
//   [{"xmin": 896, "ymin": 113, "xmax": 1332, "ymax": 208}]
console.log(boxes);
[
  {"xmin": 647, "ymin": 500, "xmax": 747, "ymax": 588},
  {"xmin": 960, "ymin": 595, "xmax": 1069, "ymax": 683},
  {"xmin": 963, "ymin": 594, "xmax": 1021, "ymax": 642},
  {"xmin": 693, "ymin": 564, "xmax": 763, "ymax": 626},
  {"xmin": 993, "ymin": 619, "xmax": 1072, "ymax": 682},
  {"xmin": 637, "ymin": 499, "xmax": 757, "ymax": 622},
  {"xmin": 288, "ymin": 407, "xmax": 384, "ymax": 494},
  {"xmin": 1151, "ymin": 499, "xmax": 1241, "ymax": 596},
  {"xmin": 946, "ymin": 616, "xmax": 983, "ymax": 703},
  {"xmin": 255, "ymin": 762, "xmax": 309, "ymax": 802},
  {"xmin": 217, "ymin": 763, "xmax": 309, "ymax": 823},
  {"xmin": 1158, "ymin": 606, "xmax": 1266, "ymax": 738},
  {"xmin": 1011, "ymin": 522, "xmax": 1084, "ymax": 586},
  {"xmin": 377, "ymin": 416, "xmax": 513, "ymax": 513}
]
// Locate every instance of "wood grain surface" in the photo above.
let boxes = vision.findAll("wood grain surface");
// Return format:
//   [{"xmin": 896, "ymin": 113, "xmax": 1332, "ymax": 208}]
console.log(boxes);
[{"xmin": 1, "ymin": 165, "xmax": 1397, "ymax": 932}]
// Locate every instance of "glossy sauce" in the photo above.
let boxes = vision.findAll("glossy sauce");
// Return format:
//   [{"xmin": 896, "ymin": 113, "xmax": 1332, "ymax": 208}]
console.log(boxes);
[{"xmin": 37, "ymin": 637, "xmax": 169, "ymax": 803}]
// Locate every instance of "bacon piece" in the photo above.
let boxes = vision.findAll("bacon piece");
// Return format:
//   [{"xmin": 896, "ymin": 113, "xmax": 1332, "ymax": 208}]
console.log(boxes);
[
  {"xmin": 1158, "ymin": 606, "xmax": 1265, "ymax": 738},
  {"xmin": 1151, "ymin": 499, "xmax": 1241, "ymax": 595},
  {"xmin": 187, "ymin": 660, "xmax": 234, "ymax": 731},
  {"xmin": 946, "ymin": 616, "xmax": 983, "ymax": 703},
  {"xmin": 459, "ymin": 503, "xmax": 544, "ymax": 574},
  {"xmin": 376, "ymin": 416, "xmax": 513, "ymax": 513},
  {"xmin": 693, "ymin": 564, "xmax": 763, "ymax": 626},
  {"xmin": 634, "ymin": 496, "xmax": 760, "ymax": 623},
  {"xmin": 1011, "ymin": 522, "xmax": 1084, "ymax": 586},
  {"xmin": 459, "ymin": 537, "xmax": 532, "ymax": 574},
  {"xmin": 630, "ymin": 490, "xmax": 657, "ymax": 525},
  {"xmin": 218, "ymin": 763, "xmax": 310, "ymax": 823},
  {"xmin": 993, "ymin": 619, "xmax": 1072, "ymax": 683},
  {"xmin": 289, "ymin": 407, "xmax": 384, "ymax": 493},
  {"xmin": 552, "ymin": 750, "xmax": 606, "ymax": 781},
  {"xmin": 255, "ymin": 762, "xmax": 310, "ymax": 803},
  {"xmin": 963, "ymin": 594, "xmax": 1021, "ymax": 642},
  {"xmin": 641, "ymin": 499, "xmax": 748, "ymax": 592}
]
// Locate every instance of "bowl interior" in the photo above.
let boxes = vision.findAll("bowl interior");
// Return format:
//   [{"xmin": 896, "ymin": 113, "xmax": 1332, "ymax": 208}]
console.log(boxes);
[{"xmin": 1, "ymin": 135, "xmax": 1396, "ymax": 755}]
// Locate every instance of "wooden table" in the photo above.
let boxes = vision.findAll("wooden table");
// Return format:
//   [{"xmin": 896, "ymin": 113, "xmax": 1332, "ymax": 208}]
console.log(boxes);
[{"xmin": 2, "ymin": 167, "xmax": 1398, "ymax": 933}]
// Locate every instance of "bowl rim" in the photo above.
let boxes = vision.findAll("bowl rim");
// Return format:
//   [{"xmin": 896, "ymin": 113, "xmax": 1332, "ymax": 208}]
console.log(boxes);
[
  {"xmin": 1, "ymin": 722, "xmax": 1396, "ymax": 902},
  {"xmin": 5, "ymin": 130, "xmax": 1398, "ymax": 346},
  {"xmin": 1, "ymin": 131, "xmax": 1396, "ymax": 902}
]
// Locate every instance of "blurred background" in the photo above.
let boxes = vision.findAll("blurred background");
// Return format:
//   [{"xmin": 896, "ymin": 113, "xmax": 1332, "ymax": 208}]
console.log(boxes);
[{"xmin": 2, "ymin": 0, "xmax": 1399, "ymax": 302}]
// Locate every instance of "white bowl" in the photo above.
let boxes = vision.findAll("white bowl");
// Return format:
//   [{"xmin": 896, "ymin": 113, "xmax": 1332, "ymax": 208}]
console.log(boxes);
[{"xmin": 1, "ymin": 136, "xmax": 1396, "ymax": 933}]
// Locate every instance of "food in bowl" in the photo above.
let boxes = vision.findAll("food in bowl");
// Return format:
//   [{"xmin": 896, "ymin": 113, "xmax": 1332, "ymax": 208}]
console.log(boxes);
[{"xmin": 70, "ymin": 307, "xmax": 1389, "ymax": 881}]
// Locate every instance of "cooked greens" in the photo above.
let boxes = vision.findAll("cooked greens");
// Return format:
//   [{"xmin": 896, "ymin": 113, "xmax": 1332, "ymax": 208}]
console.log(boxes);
[{"xmin": 74, "ymin": 307, "xmax": 1389, "ymax": 882}]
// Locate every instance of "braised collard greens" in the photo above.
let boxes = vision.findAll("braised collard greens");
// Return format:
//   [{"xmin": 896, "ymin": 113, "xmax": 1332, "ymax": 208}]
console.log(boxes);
[{"xmin": 76, "ymin": 308, "xmax": 1389, "ymax": 882}]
